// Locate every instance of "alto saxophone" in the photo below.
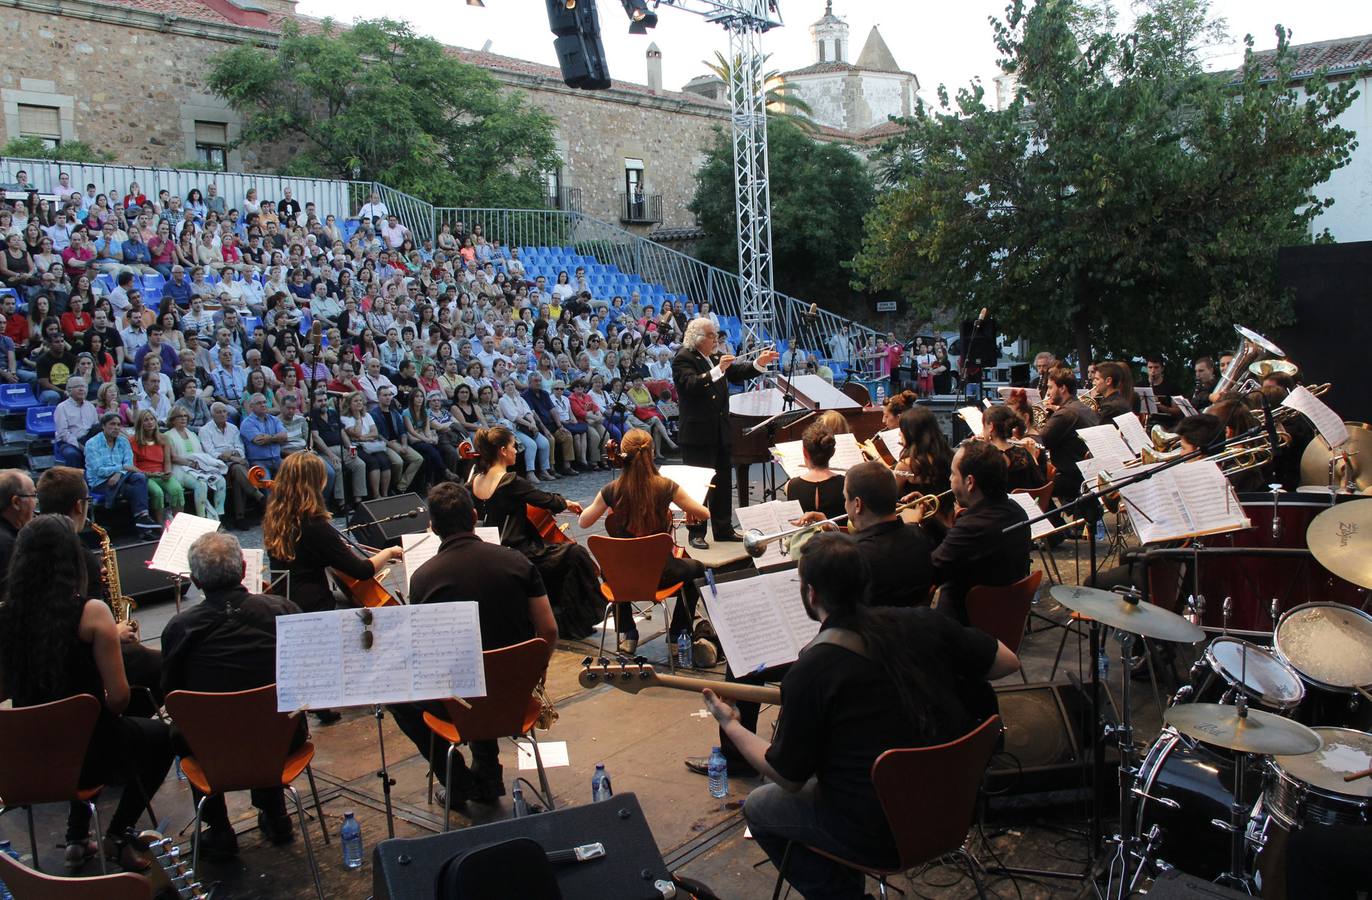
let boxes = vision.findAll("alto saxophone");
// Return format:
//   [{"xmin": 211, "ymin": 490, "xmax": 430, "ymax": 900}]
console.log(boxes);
[{"xmin": 89, "ymin": 521, "xmax": 138, "ymax": 633}]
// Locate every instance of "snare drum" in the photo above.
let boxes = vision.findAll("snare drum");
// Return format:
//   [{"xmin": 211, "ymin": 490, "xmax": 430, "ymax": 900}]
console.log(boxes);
[
  {"xmin": 1179, "ymin": 637, "xmax": 1305, "ymax": 713},
  {"xmin": 1265, "ymin": 727, "xmax": 1372, "ymax": 828},
  {"xmin": 1275, "ymin": 603, "xmax": 1372, "ymax": 728}
]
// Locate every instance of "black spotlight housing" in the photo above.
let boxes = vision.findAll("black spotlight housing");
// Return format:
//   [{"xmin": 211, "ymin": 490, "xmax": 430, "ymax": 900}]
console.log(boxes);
[{"xmin": 546, "ymin": 0, "xmax": 612, "ymax": 90}]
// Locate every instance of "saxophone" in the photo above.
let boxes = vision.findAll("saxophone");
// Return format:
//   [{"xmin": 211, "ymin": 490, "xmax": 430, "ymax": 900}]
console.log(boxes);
[{"xmin": 89, "ymin": 521, "xmax": 138, "ymax": 633}]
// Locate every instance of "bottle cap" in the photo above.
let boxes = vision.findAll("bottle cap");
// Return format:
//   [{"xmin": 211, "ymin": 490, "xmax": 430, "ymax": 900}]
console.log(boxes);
[{"xmin": 711, "ymin": 746, "xmax": 722, "ymax": 753}]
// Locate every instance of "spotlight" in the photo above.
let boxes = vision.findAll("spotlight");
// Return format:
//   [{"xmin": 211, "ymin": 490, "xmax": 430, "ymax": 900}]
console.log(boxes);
[
  {"xmin": 620, "ymin": 0, "xmax": 657, "ymax": 32},
  {"xmin": 564, "ymin": 0, "xmax": 576, "ymax": 7}
]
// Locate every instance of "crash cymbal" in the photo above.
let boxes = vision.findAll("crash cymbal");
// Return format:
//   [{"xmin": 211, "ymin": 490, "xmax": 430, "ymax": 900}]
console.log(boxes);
[
  {"xmin": 1307, "ymin": 499, "xmax": 1372, "ymax": 590},
  {"xmin": 1300, "ymin": 423, "xmax": 1372, "ymax": 492},
  {"xmin": 1166, "ymin": 703, "xmax": 1322, "ymax": 756},
  {"xmin": 1049, "ymin": 585, "xmax": 1205, "ymax": 643}
]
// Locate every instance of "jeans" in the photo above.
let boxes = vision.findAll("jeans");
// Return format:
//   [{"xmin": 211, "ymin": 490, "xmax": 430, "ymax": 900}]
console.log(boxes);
[
  {"xmin": 38, "ymin": 388, "xmax": 61, "ymax": 406},
  {"xmin": 745, "ymin": 780, "xmax": 889, "ymax": 900},
  {"xmin": 102, "ymin": 471, "xmax": 151, "ymax": 518},
  {"xmin": 55, "ymin": 441, "xmax": 85, "ymax": 467},
  {"xmin": 512, "ymin": 429, "xmax": 549, "ymax": 473}
]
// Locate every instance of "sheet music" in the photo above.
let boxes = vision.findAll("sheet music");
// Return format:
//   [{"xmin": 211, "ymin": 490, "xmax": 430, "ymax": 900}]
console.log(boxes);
[
  {"xmin": 1077, "ymin": 456, "xmax": 1113, "ymax": 485},
  {"xmin": 241, "ymin": 548, "xmax": 264, "ymax": 593},
  {"xmin": 770, "ymin": 433, "xmax": 863, "ymax": 477},
  {"xmin": 733, "ymin": 500, "xmax": 804, "ymax": 569},
  {"xmin": 780, "ymin": 374, "xmax": 861, "ymax": 410},
  {"xmin": 1117, "ymin": 460, "xmax": 1247, "ymax": 544},
  {"xmin": 1116, "ymin": 463, "xmax": 1191, "ymax": 545},
  {"xmin": 275, "ymin": 603, "xmax": 486, "ymax": 711},
  {"xmin": 476, "ymin": 527, "xmax": 500, "ymax": 544},
  {"xmin": 704, "ymin": 569, "xmax": 812, "ymax": 673},
  {"xmin": 660, "ymin": 464, "xmax": 714, "ymax": 512},
  {"xmin": 1135, "ymin": 386, "xmax": 1159, "ymax": 415},
  {"xmin": 401, "ymin": 532, "xmax": 441, "ymax": 594},
  {"xmin": 1008, "ymin": 493, "xmax": 1053, "ymax": 540},
  {"xmin": 958, "ymin": 406, "xmax": 985, "ymax": 436},
  {"xmin": 148, "ymin": 513, "xmax": 221, "ymax": 576},
  {"xmin": 1077, "ymin": 424, "xmax": 1136, "ymax": 466},
  {"xmin": 1114, "ymin": 413, "xmax": 1151, "ymax": 456},
  {"xmin": 1173, "ymin": 395, "xmax": 1197, "ymax": 417},
  {"xmin": 998, "ymin": 386, "xmax": 1041, "ymax": 405},
  {"xmin": 729, "ymin": 387, "xmax": 788, "ymax": 418},
  {"xmin": 1282, "ymin": 385, "xmax": 1349, "ymax": 448},
  {"xmin": 878, "ymin": 428, "xmax": 904, "ymax": 456}
]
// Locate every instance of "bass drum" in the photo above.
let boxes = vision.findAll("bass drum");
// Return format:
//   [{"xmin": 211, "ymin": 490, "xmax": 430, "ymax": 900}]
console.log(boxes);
[
  {"xmin": 1134, "ymin": 728, "xmax": 1263, "ymax": 880},
  {"xmin": 1194, "ymin": 495, "xmax": 1365, "ymax": 635}
]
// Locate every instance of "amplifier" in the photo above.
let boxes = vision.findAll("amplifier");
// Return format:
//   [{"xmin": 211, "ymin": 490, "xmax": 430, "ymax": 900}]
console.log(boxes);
[
  {"xmin": 112, "ymin": 539, "xmax": 178, "ymax": 606},
  {"xmin": 349, "ymin": 493, "xmax": 429, "ymax": 549},
  {"xmin": 986, "ymin": 680, "xmax": 1096, "ymax": 797}
]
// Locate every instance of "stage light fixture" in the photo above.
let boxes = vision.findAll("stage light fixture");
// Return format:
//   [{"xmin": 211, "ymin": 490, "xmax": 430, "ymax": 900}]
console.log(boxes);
[
  {"xmin": 620, "ymin": 0, "xmax": 658, "ymax": 32},
  {"xmin": 565, "ymin": 0, "xmax": 576, "ymax": 7}
]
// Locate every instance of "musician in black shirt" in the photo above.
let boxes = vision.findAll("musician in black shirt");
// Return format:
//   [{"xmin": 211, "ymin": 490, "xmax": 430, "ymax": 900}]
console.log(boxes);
[
  {"xmin": 704, "ymin": 533, "xmax": 1018, "ymax": 900},
  {"xmin": 838, "ymin": 461, "xmax": 932, "ymax": 607},
  {"xmin": 161, "ymin": 532, "xmax": 302, "ymax": 856},
  {"xmin": 1036, "ymin": 367, "xmax": 1099, "ymax": 502},
  {"xmin": 388, "ymin": 482, "xmax": 556, "ymax": 805}
]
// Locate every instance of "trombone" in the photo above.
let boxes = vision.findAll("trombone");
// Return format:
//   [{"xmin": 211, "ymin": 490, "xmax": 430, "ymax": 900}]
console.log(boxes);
[
  {"xmin": 743, "ymin": 490, "xmax": 953, "ymax": 559},
  {"xmin": 1109, "ymin": 434, "xmax": 1274, "ymax": 485}
]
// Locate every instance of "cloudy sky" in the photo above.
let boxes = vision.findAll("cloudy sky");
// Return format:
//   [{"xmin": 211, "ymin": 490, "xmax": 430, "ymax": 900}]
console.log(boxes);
[{"xmin": 296, "ymin": 0, "xmax": 1372, "ymax": 99}]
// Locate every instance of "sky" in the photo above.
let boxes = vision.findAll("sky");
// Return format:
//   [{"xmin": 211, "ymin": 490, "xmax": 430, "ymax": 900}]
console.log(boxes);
[{"xmin": 295, "ymin": 0, "xmax": 1372, "ymax": 101}]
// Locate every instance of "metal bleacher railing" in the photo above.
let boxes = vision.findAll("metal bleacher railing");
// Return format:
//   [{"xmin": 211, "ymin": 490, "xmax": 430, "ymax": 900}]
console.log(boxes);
[{"xmin": 0, "ymin": 155, "xmax": 879, "ymax": 362}]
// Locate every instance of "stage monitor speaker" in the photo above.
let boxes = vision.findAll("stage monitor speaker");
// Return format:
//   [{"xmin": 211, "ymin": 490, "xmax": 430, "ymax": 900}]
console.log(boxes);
[
  {"xmin": 1146, "ymin": 870, "xmax": 1252, "ymax": 899},
  {"xmin": 372, "ymin": 793, "xmax": 676, "ymax": 900},
  {"xmin": 349, "ymin": 493, "xmax": 428, "ymax": 549},
  {"xmin": 112, "ymin": 540, "xmax": 179, "ymax": 607},
  {"xmin": 986, "ymin": 680, "xmax": 1096, "ymax": 798}
]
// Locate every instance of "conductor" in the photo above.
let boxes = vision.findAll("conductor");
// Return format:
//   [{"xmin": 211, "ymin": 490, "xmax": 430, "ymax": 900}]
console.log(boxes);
[{"xmin": 674, "ymin": 318, "xmax": 778, "ymax": 550}]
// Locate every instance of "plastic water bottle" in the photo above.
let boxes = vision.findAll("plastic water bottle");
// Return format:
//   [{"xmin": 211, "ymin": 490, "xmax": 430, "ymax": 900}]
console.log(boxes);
[
  {"xmin": 0, "ymin": 839, "xmax": 19, "ymax": 900},
  {"xmin": 1094, "ymin": 518, "xmax": 1107, "ymax": 543},
  {"xmin": 340, "ymin": 811, "xmax": 363, "ymax": 869},
  {"xmin": 707, "ymin": 747, "xmax": 729, "ymax": 799},
  {"xmin": 591, "ymin": 763, "xmax": 613, "ymax": 802},
  {"xmin": 174, "ymin": 756, "xmax": 186, "ymax": 782},
  {"xmin": 875, "ymin": 382, "xmax": 886, "ymax": 406},
  {"xmin": 677, "ymin": 631, "xmax": 692, "ymax": 669},
  {"xmin": 511, "ymin": 782, "xmax": 529, "ymax": 818},
  {"xmin": 1096, "ymin": 646, "xmax": 1110, "ymax": 681}
]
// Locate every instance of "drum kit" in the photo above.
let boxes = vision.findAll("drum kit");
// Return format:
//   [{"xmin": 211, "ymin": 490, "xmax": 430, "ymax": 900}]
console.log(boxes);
[{"xmin": 1049, "ymin": 497, "xmax": 1372, "ymax": 898}]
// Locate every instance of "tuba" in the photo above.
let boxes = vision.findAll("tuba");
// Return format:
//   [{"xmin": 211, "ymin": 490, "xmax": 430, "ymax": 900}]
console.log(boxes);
[
  {"xmin": 1212, "ymin": 325, "xmax": 1284, "ymax": 400},
  {"xmin": 89, "ymin": 520, "xmax": 138, "ymax": 633}
]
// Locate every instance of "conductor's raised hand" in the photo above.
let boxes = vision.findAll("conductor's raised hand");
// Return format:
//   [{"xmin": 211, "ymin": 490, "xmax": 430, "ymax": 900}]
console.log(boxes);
[
  {"xmin": 702, "ymin": 688, "xmax": 740, "ymax": 727},
  {"xmin": 757, "ymin": 349, "xmax": 780, "ymax": 366},
  {"xmin": 718, "ymin": 354, "xmax": 736, "ymax": 370}
]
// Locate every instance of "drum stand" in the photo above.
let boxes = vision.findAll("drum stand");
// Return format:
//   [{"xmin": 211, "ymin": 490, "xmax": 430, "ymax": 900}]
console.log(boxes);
[{"xmin": 1102, "ymin": 627, "xmax": 1144, "ymax": 900}]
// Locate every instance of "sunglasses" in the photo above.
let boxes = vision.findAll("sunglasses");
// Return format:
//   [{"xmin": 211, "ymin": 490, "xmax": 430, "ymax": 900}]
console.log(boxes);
[{"xmin": 357, "ymin": 608, "xmax": 374, "ymax": 650}]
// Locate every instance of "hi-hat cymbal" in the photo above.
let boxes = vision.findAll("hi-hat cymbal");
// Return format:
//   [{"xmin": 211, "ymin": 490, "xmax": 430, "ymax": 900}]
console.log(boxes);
[
  {"xmin": 1049, "ymin": 585, "xmax": 1205, "ymax": 643},
  {"xmin": 1300, "ymin": 423, "xmax": 1372, "ymax": 492},
  {"xmin": 1307, "ymin": 499, "xmax": 1372, "ymax": 590},
  {"xmin": 1166, "ymin": 703, "xmax": 1322, "ymax": 756}
]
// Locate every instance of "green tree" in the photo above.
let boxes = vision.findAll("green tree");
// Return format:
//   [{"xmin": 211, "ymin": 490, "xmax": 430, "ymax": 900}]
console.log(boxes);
[
  {"xmin": 854, "ymin": 0, "xmax": 1360, "ymax": 370},
  {"xmin": 689, "ymin": 117, "xmax": 874, "ymax": 310},
  {"xmin": 2, "ymin": 137, "xmax": 113, "ymax": 163},
  {"xmin": 703, "ymin": 51, "xmax": 817, "ymax": 132},
  {"xmin": 205, "ymin": 19, "xmax": 559, "ymax": 208}
]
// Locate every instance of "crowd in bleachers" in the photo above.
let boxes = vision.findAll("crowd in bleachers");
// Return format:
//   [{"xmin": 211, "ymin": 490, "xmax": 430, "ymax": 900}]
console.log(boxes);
[{"xmin": 0, "ymin": 169, "xmax": 784, "ymax": 532}]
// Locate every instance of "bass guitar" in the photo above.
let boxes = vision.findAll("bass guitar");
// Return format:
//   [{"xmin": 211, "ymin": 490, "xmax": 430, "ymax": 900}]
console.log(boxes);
[
  {"xmin": 578, "ymin": 658, "xmax": 781, "ymax": 705},
  {"xmin": 137, "ymin": 828, "xmax": 210, "ymax": 899}
]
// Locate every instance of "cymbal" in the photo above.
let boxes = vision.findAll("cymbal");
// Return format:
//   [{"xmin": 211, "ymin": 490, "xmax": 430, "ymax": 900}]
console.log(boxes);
[
  {"xmin": 1166, "ymin": 703, "xmax": 1322, "ymax": 756},
  {"xmin": 1307, "ymin": 499, "xmax": 1372, "ymax": 590},
  {"xmin": 1300, "ymin": 422, "xmax": 1372, "ymax": 492},
  {"xmin": 1049, "ymin": 585, "xmax": 1205, "ymax": 643}
]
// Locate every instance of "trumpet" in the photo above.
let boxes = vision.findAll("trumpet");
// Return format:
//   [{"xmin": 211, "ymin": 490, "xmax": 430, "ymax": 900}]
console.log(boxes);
[{"xmin": 742, "ymin": 490, "xmax": 952, "ymax": 559}]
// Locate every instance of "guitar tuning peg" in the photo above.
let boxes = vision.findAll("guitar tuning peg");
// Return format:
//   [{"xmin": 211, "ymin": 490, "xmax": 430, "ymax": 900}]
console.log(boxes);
[
  {"xmin": 581, "ymin": 655, "xmax": 593, "ymax": 666},
  {"xmin": 632, "ymin": 655, "xmax": 648, "ymax": 665}
]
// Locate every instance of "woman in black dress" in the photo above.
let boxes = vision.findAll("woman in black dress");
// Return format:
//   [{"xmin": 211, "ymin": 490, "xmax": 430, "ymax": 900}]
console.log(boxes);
[
  {"xmin": 468, "ymin": 425, "xmax": 601, "ymax": 640},
  {"xmin": 0, "ymin": 515, "xmax": 174, "ymax": 872},
  {"xmin": 577, "ymin": 427, "xmax": 711, "ymax": 653},
  {"xmin": 784, "ymin": 422, "xmax": 846, "ymax": 521},
  {"xmin": 893, "ymin": 406, "xmax": 955, "ymax": 537},
  {"xmin": 982, "ymin": 405, "xmax": 1046, "ymax": 492}
]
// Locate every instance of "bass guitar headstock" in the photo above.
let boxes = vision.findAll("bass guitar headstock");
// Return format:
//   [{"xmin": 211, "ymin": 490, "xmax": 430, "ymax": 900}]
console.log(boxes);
[
  {"xmin": 577, "ymin": 656, "xmax": 661, "ymax": 694},
  {"xmin": 136, "ymin": 829, "xmax": 210, "ymax": 899}
]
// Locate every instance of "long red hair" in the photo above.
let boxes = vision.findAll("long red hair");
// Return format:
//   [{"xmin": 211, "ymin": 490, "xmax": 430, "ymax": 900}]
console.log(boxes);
[
  {"xmin": 262, "ymin": 452, "xmax": 329, "ymax": 561},
  {"xmin": 615, "ymin": 428, "xmax": 672, "ymax": 537}
]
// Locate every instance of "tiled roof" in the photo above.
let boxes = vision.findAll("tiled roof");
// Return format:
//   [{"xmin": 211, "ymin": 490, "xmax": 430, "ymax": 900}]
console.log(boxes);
[
  {"xmin": 782, "ymin": 61, "xmax": 859, "ymax": 77},
  {"xmin": 109, "ymin": 0, "xmax": 287, "ymax": 32},
  {"xmin": 1238, "ymin": 33, "xmax": 1372, "ymax": 81}
]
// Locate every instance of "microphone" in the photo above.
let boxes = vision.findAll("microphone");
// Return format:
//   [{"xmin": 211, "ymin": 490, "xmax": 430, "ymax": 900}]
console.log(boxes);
[
  {"xmin": 799, "ymin": 303, "xmax": 819, "ymax": 319},
  {"xmin": 1260, "ymin": 393, "xmax": 1280, "ymax": 457}
]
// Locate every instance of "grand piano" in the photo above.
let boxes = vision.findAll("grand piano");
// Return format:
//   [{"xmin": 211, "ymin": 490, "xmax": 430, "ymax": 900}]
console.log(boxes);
[{"xmin": 728, "ymin": 376, "xmax": 885, "ymax": 506}]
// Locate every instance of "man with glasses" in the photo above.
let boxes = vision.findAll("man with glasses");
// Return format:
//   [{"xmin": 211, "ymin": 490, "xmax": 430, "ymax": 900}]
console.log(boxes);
[
  {"xmin": 309, "ymin": 389, "xmax": 365, "ymax": 514},
  {"xmin": 84, "ymin": 413, "xmax": 163, "ymax": 534},
  {"xmin": 0, "ymin": 470, "xmax": 38, "ymax": 592}
]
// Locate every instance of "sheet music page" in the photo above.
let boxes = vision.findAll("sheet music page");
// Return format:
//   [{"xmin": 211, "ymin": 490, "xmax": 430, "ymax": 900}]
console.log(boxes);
[
  {"xmin": 1113, "ymin": 413, "xmax": 1151, "ymax": 456},
  {"xmin": 704, "ymin": 575, "xmax": 797, "ymax": 674},
  {"xmin": 958, "ymin": 406, "xmax": 985, "ymax": 436},
  {"xmin": 401, "ymin": 531, "xmax": 441, "ymax": 594},
  {"xmin": 241, "ymin": 548, "xmax": 264, "ymax": 593},
  {"xmin": 1168, "ymin": 460, "xmax": 1249, "ymax": 537},
  {"xmin": 1282, "ymin": 385, "xmax": 1349, "ymax": 448},
  {"xmin": 408, "ymin": 602, "xmax": 487, "ymax": 699},
  {"xmin": 1135, "ymin": 386, "xmax": 1159, "ymax": 415},
  {"xmin": 878, "ymin": 428, "xmax": 904, "ymax": 456},
  {"xmin": 1077, "ymin": 456, "xmax": 1112, "ymax": 486},
  {"xmin": 1008, "ymin": 493, "xmax": 1052, "ymax": 539},
  {"xmin": 1173, "ymin": 395, "xmax": 1198, "ymax": 417},
  {"xmin": 769, "ymin": 440, "xmax": 808, "ymax": 479},
  {"xmin": 660, "ymin": 464, "xmax": 714, "ymax": 512},
  {"xmin": 475, "ymin": 527, "xmax": 501, "ymax": 544},
  {"xmin": 1077, "ymin": 424, "xmax": 1136, "ymax": 466},
  {"xmin": 340, "ymin": 606, "xmax": 413, "ymax": 705},
  {"xmin": 734, "ymin": 500, "xmax": 804, "ymax": 569},
  {"xmin": 997, "ymin": 386, "xmax": 1041, "ymax": 405},
  {"xmin": 786, "ymin": 374, "xmax": 861, "ymax": 410},
  {"xmin": 729, "ymin": 387, "xmax": 787, "ymax": 418},
  {"xmin": 766, "ymin": 569, "xmax": 820, "ymax": 648},
  {"xmin": 829, "ymin": 433, "xmax": 866, "ymax": 471},
  {"xmin": 275, "ymin": 613, "xmax": 344, "ymax": 711},
  {"xmin": 149, "ymin": 512, "xmax": 221, "ymax": 576},
  {"xmin": 1115, "ymin": 463, "xmax": 1191, "ymax": 544}
]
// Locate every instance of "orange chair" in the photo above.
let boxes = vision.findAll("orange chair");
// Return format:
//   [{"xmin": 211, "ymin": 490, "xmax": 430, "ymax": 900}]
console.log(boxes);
[
  {"xmin": 587, "ymin": 534, "xmax": 684, "ymax": 670},
  {"xmin": 0, "ymin": 850, "xmax": 150, "ymax": 900},
  {"xmin": 770, "ymin": 716, "xmax": 1002, "ymax": 900},
  {"xmin": 964, "ymin": 571, "xmax": 1042, "ymax": 684},
  {"xmin": 422, "ymin": 639, "xmax": 555, "ymax": 829},
  {"xmin": 1013, "ymin": 482, "xmax": 1066, "ymax": 585},
  {"xmin": 0, "ymin": 695, "xmax": 107, "ymax": 874},
  {"xmin": 164, "ymin": 686, "xmax": 329, "ymax": 900}
]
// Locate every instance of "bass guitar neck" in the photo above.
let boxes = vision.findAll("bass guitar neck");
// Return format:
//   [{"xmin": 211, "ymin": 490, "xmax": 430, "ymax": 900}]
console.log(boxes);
[{"xmin": 578, "ymin": 659, "xmax": 781, "ymax": 705}]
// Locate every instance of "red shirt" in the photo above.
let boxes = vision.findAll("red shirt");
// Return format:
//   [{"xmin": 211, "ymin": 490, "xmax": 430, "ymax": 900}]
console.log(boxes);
[
  {"xmin": 4, "ymin": 316, "xmax": 29, "ymax": 346},
  {"xmin": 61, "ymin": 244, "xmax": 94, "ymax": 279},
  {"xmin": 222, "ymin": 243, "xmax": 242, "ymax": 264},
  {"xmin": 132, "ymin": 438, "xmax": 165, "ymax": 475},
  {"xmin": 60, "ymin": 311, "xmax": 92, "ymax": 339},
  {"xmin": 123, "ymin": 193, "xmax": 147, "ymax": 210}
]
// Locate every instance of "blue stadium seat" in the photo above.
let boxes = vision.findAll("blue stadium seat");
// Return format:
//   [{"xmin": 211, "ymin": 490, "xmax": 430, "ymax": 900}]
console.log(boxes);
[
  {"xmin": 0, "ymin": 383, "xmax": 36, "ymax": 412},
  {"xmin": 25, "ymin": 406, "xmax": 55, "ymax": 438},
  {"xmin": 141, "ymin": 273, "xmax": 165, "ymax": 292}
]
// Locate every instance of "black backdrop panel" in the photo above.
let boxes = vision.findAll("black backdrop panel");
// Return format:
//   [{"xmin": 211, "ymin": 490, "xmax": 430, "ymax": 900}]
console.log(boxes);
[{"xmin": 1275, "ymin": 241, "xmax": 1372, "ymax": 426}]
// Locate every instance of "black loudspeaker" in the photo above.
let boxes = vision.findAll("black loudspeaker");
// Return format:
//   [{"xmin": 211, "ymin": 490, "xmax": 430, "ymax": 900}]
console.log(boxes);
[
  {"xmin": 373, "ymin": 793, "xmax": 675, "ymax": 900},
  {"xmin": 114, "ymin": 540, "xmax": 179, "ymax": 607},
  {"xmin": 349, "ymin": 493, "xmax": 429, "ymax": 549},
  {"xmin": 986, "ymin": 681, "xmax": 1095, "ymax": 797},
  {"xmin": 1146, "ymin": 870, "xmax": 1252, "ymax": 899},
  {"xmin": 1276, "ymin": 241, "xmax": 1372, "ymax": 426},
  {"xmin": 546, "ymin": 0, "xmax": 612, "ymax": 91}
]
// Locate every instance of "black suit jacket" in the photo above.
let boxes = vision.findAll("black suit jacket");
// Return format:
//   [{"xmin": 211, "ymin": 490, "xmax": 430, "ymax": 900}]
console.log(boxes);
[{"xmin": 672, "ymin": 346, "xmax": 758, "ymax": 448}]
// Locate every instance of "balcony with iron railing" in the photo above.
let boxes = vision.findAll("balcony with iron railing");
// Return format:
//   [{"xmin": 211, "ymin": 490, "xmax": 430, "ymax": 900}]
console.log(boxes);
[
  {"xmin": 544, "ymin": 186, "xmax": 582, "ymax": 212},
  {"xmin": 620, "ymin": 192, "xmax": 662, "ymax": 225}
]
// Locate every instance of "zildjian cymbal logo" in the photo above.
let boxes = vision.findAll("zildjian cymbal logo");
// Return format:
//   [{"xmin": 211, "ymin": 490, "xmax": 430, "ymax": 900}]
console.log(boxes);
[{"xmin": 1339, "ymin": 521, "xmax": 1357, "ymax": 548}]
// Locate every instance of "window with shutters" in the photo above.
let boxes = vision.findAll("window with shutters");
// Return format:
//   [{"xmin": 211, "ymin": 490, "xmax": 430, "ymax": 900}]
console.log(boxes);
[
  {"xmin": 194, "ymin": 121, "xmax": 228, "ymax": 169},
  {"xmin": 18, "ymin": 104, "xmax": 61, "ymax": 149}
]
